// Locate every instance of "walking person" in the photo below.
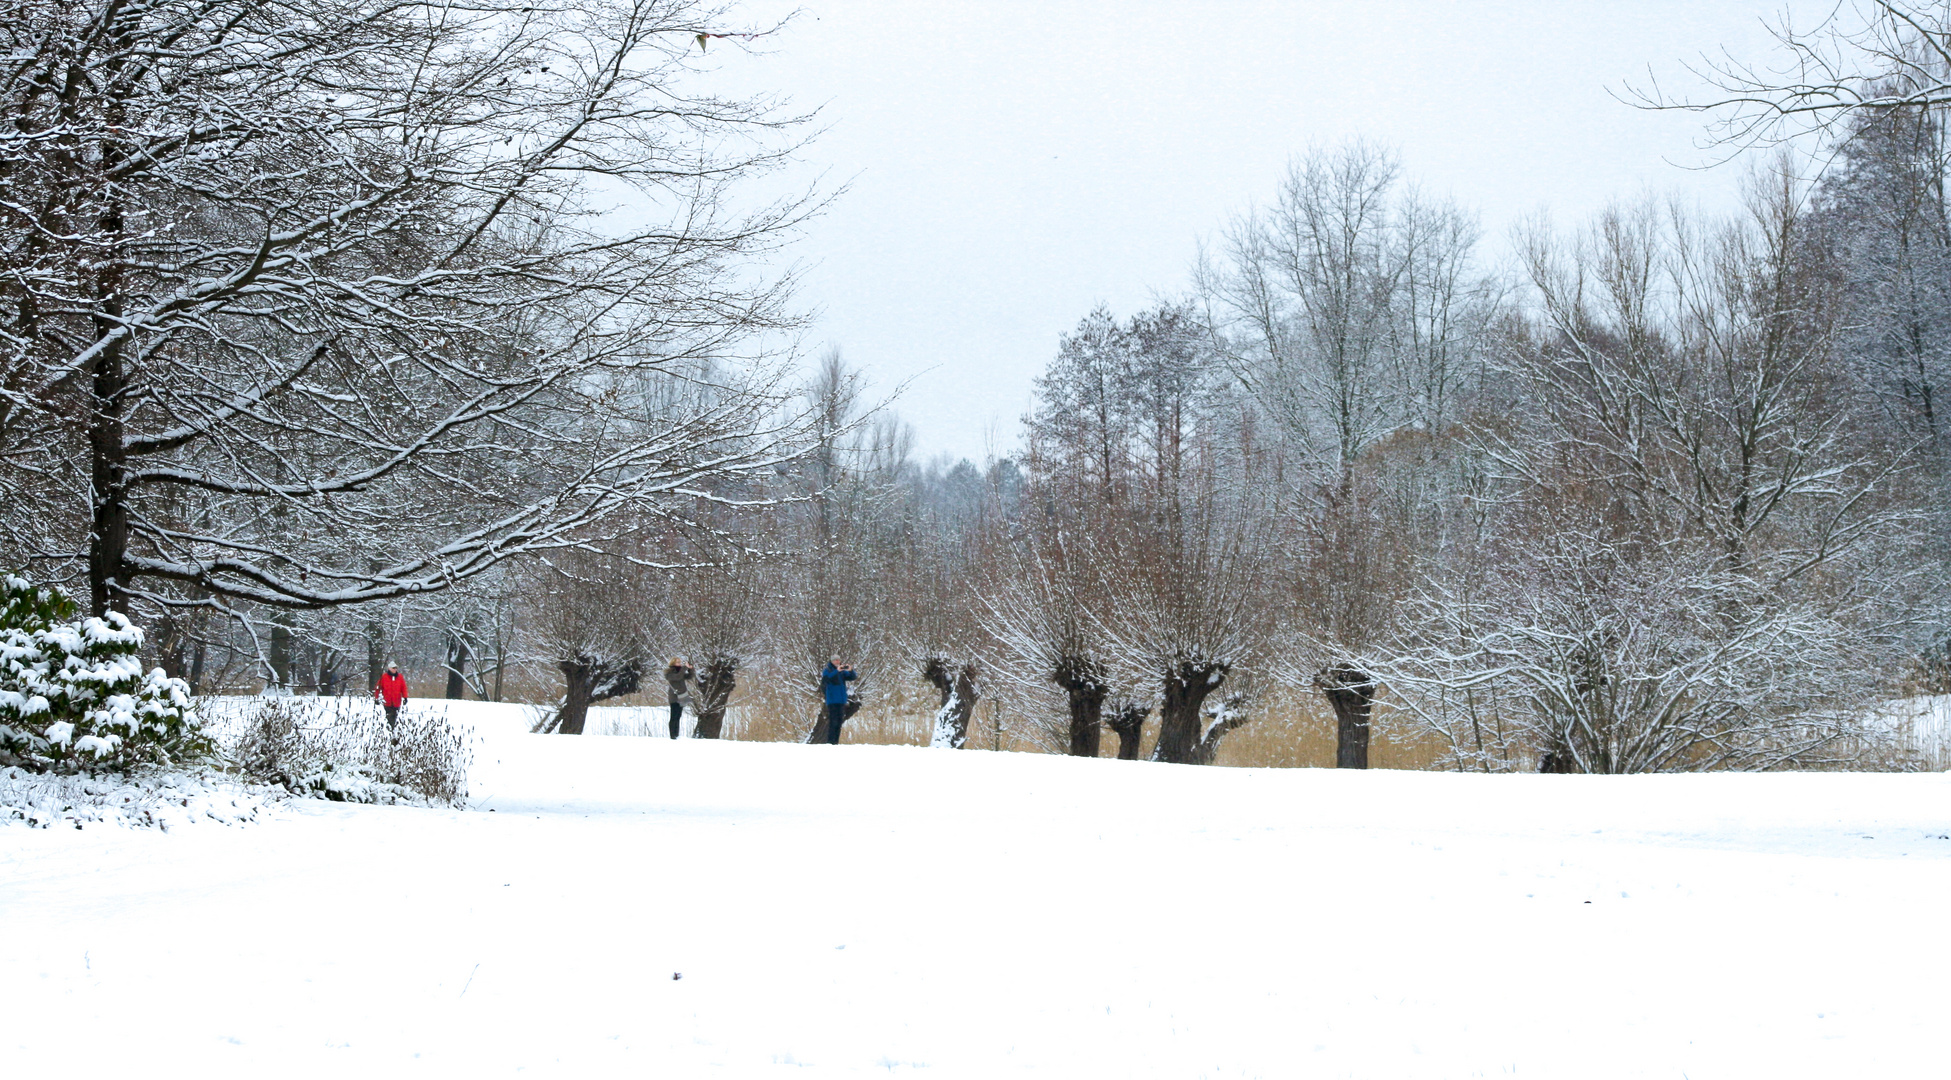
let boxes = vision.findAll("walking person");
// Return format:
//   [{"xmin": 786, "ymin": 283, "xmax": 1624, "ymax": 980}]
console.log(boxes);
[
  {"xmin": 820, "ymin": 656, "xmax": 857, "ymax": 745},
  {"xmin": 663, "ymin": 656, "xmax": 696, "ymax": 739},
  {"xmin": 374, "ymin": 661, "xmax": 409, "ymax": 732}
]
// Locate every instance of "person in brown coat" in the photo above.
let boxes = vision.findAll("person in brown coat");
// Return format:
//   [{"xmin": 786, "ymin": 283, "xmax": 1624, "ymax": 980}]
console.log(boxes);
[{"xmin": 663, "ymin": 657, "xmax": 696, "ymax": 739}]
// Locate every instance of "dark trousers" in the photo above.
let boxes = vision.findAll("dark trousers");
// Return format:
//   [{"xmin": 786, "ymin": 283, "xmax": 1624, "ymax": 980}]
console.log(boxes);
[
  {"xmin": 825, "ymin": 701, "xmax": 847, "ymax": 744},
  {"xmin": 669, "ymin": 699, "xmax": 684, "ymax": 739}
]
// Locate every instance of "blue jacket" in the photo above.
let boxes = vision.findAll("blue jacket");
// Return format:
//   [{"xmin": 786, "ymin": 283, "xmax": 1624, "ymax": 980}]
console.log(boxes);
[{"xmin": 821, "ymin": 663, "xmax": 857, "ymax": 705}]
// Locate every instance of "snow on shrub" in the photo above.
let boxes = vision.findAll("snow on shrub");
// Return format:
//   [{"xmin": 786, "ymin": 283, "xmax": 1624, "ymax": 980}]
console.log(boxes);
[
  {"xmin": 0, "ymin": 575, "xmax": 208, "ymax": 774},
  {"xmin": 0, "ymin": 766, "xmax": 271, "ymax": 830},
  {"xmin": 217, "ymin": 696, "xmax": 472, "ymax": 807}
]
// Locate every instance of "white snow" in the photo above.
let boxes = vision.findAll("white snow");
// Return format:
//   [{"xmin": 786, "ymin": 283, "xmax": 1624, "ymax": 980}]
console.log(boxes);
[
  {"xmin": 3, "ymin": 698, "xmax": 1948, "ymax": 1078},
  {"xmin": 0, "ymin": 766, "xmax": 272, "ymax": 830}
]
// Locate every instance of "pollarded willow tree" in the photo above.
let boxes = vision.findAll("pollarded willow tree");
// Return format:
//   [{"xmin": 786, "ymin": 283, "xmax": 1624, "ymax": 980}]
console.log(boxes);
[
  {"xmin": 1094, "ymin": 510, "xmax": 1271, "ymax": 766},
  {"xmin": 980, "ymin": 534, "xmax": 1115, "ymax": 758},
  {"xmin": 0, "ymin": 0, "xmax": 814, "ymax": 623}
]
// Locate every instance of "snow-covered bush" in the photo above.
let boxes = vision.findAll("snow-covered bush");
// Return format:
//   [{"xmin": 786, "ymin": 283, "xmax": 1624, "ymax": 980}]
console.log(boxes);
[
  {"xmin": 221, "ymin": 697, "xmax": 471, "ymax": 807},
  {"xmin": 0, "ymin": 766, "xmax": 271, "ymax": 830},
  {"xmin": 0, "ymin": 576, "xmax": 207, "ymax": 773}
]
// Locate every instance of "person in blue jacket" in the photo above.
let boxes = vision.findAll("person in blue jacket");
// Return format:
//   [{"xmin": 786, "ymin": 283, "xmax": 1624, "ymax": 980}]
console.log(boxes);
[{"xmin": 820, "ymin": 656, "xmax": 857, "ymax": 744}]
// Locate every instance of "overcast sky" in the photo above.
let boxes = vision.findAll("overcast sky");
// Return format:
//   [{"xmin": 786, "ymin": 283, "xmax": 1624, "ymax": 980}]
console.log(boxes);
[{"xmin": 713, "ymin": 1, "xmax": 1799, "ymax": 463}]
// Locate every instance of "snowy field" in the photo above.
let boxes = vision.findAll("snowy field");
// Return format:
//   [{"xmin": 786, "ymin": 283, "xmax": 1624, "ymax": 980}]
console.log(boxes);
[{"xmin": 5, "ymin": 701, "xmax": 1949, "ymax": 1079}]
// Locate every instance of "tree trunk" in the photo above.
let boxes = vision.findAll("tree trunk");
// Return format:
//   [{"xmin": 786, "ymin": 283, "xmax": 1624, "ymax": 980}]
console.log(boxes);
[
  {"xmin": 1151, "ymin": 662, "xmax": 1224, "ymax": 764},
  {"xmin": 365, "ymin": 620, "xmax": 385, "ymax": 692},
  {"xmin": 491, "ymin": 627, "xmax": 506, "ymax": 703},
  {"xmin": 553, "ymin": 654, "xmax": 642, "ymax": 735},
  {"xmin": 318, "ymin": 648, "xmax": 341, "ymax": 697},
  {"xmin": 155, "ymin": 613, "xmax": 188, "ymax": 683},
  {"xmin": 693, "ymin": 657, "xmax": 737, "ymax": 739},
  {"xmin": 556, "ymin": 661, "xmax": 593, "ymax": 735},
  {"xmin": 924, "ymin": 656, "xmax": 979, "ymax": 749},
  {"xmin": 188, "ymin": 641, "xmax": 206, "ymax": 696},
  {"xmin": 1063, "ymin": 682, "xmax": 1104, "ymax": 757},
  {"xmin": 1316, "ymin": 665, "xmax": 1376, "ymax": 769},
  {"xmin": 269, "ymin": 617, "xmax": 293, "ymax": 690},
  {"xmin": 86, "ymin": 196, "xmax": 130, "ymax": 620},
  {"xmin": 445, "ymin": 633, "xmax": 469, "ymax": 699},
  {"xmin": 1188, "ymin": 692, "xmax": 1251, "ymax": 766},
  {"xmin": 1055, "ymin": 661, "xmax": 1106, "ymax": 756},
  {"xmin": 1538, "ymin": 737, "xmax": 1580, "ymax": 773},
  {"xmin": 1107, "ymin": 701, "xmax": 1148, "ymax": 760}
]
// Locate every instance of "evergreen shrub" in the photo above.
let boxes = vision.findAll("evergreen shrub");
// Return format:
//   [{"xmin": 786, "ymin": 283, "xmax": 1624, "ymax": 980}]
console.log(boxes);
[{"xmin": 0, "ymin": 575, "xmax": 206, "ymax": 773}]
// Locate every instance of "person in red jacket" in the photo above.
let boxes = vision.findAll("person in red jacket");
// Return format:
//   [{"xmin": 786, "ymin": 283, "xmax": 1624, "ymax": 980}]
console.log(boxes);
[{"xmin": 374, "ymin": 661, "xmax": 409, "ymax": 730}]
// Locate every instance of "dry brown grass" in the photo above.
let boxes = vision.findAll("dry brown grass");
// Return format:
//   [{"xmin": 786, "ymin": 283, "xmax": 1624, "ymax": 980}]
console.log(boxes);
[{"xmin": 1209, "ymin": 687, "xmax": 1464, "ymax": 770}]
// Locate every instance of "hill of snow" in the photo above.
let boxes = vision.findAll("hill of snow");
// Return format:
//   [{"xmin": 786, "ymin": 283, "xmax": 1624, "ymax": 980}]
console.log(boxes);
[{"xmin": 4, "ymin": 699, "xmax": 1948, "ymax": 1078}]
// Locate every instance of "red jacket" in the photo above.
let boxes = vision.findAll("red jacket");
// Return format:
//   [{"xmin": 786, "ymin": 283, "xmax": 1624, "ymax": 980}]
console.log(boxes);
[{"xmin": 375, "ymin": 670, "xmax": 409, "ymax": 707}]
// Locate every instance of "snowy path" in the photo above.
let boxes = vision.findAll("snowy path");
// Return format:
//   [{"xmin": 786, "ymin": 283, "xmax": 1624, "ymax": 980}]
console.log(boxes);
[{"xmin": 5, "ymin": 702, "xmax": 1949, "ymax": 1078}]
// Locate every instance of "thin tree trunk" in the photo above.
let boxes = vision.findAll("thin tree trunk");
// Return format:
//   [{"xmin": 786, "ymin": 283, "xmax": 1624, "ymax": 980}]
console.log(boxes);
[
  {"xmin": 445, "ymin": 634, "xmax": 469, "ymax": 699},
  {"xmin": 365, "ymin": 620, "xmax": 385, "ymax": 693},
  {"xmin": 269, "ymin": 617, "xmax": 293, "ymax": 690},
  {"xmin": 155, "ymin": 613, "xmax": 188, "ymax": 682},
  {"xmin": 491, "ymin": 626, "xmax": 506, "ymax": 703},
  {"xmin": 318, "ymin": 648, "xmax": 340, "ymax": 696}
]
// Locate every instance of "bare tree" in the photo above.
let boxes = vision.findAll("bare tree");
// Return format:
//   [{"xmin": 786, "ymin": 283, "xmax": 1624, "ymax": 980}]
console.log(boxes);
[
  {"xmin": 1096, "ymin": 511, "xmax": 1269, "ymax": 765},
  {"xmin": 979, "ymin": 535, "xmax": 1115, "ymax": 756},
  {"xmin": 1813, "ymin": 99, "xmax": 1951, "ymax": 468},
  {"xmin": 523, "ymin": 553, "xmax": 656, "ymax": 735},
  {"xmin": 1380, "ymin": 175, "xmax": 1925, "ymax": 771},
  {"xmin": 1634, "ymin": 2, "xmax": 1951, "ymax": 150},
  {"xmin": 762, "ymin": 351, "xmax": 896, "ymax": 742},
  {"xmin": 676, "ymin": 556, "xmax": 761, "ymax": 739},
  {"xmin": 1025, "ymin": 307, "xmax": 1135, "ymax": 505},
  {"xmin": 0, "ymin": 0, "xmax": 815, "ymax": 623},
  {"xmin": 1205, "ymin": 140, "xmax": 1410, "ymax": 498}
]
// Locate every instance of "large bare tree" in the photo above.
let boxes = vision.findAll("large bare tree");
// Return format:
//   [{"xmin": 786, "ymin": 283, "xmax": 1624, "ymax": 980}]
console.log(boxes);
[
  {"xmin": 1381, "ymin": 176, "xmax": 1925, "ymax": 771},
  {"xmin": 0, "ymin": 0, "xmax": 813, "ymax": 621}
]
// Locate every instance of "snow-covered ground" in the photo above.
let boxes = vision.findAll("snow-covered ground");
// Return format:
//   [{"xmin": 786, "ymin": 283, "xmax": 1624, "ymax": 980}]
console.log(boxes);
[{"xmin": 5, "ymin": 700, "xmax": 1949, "ymax": 1079}]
